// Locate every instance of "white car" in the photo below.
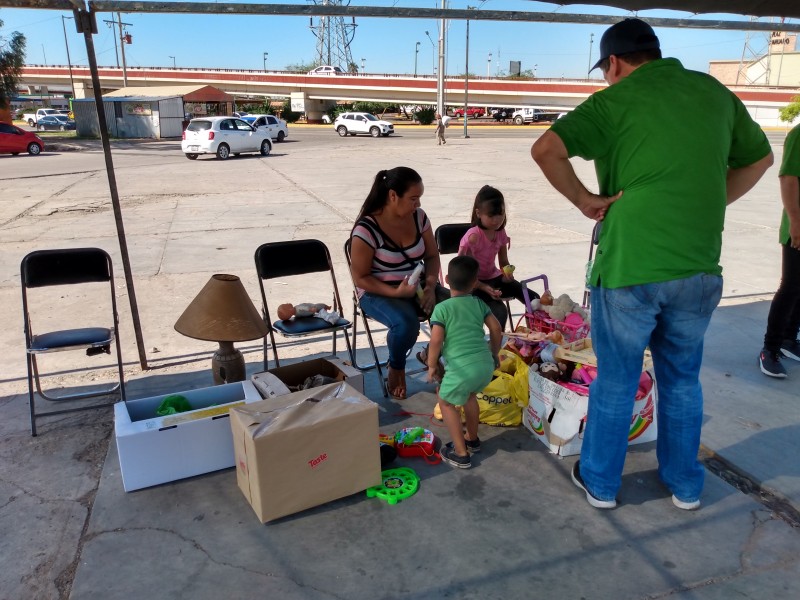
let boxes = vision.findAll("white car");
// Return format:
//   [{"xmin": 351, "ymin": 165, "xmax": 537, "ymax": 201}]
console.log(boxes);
[
  {"xmin": 246, "ymin": 114, "xmax": 289, "ymax": 142},
  {"xmin": 334, "ymin": 112, "xmax": 394, "ymax": 138},
  {"xmin": 181, "ymin": 116, "xmax": 273, "ymax": 160},
  {"xmin": 307, "ymin": 65, "xmax": 344, "ymax": 75}
]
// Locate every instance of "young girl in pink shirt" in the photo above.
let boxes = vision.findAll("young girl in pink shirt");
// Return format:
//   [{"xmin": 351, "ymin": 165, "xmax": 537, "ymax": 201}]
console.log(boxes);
[{"xmin": 458, "ymin": 185, "xmax": 537, "ymax": 329}]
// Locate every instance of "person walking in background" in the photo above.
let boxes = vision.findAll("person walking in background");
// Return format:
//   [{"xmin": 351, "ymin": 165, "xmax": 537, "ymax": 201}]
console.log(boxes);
[
  {"xmin": 532, "ymin": 18, "xmax": 773, "ymax": 511},
  {"xmin": 427, "ymin": 256, "xmax": 502, "ymax": 469},
  {"xmin": 759, "ymin": 123, "xmax": 800, "ymax": 379},
  {"xmin": 459, "ymin": 184, "xmax": 539, "ymax": 329},
  {"xmin": 435, "ymin": 113, "xmax": 446, "ymax": 145}
]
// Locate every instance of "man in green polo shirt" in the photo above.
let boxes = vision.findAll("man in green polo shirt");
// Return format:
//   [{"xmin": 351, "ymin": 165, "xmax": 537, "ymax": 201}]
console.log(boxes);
[
  {"xmin": 532, "ymin": 18, "xmax": 773, "ymax": 511},
  {"xmin": 759, "ymin": 124, "xmax": 800, "ymax": 378}
]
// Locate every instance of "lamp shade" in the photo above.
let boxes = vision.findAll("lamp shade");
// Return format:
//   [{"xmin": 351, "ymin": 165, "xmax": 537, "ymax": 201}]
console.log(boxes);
[{"xmin": 175, "ymin": 274, "xmax": 268, "ymax": 342}]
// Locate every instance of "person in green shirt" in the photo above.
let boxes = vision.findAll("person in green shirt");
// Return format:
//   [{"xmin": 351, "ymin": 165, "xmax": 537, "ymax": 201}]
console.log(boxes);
[
  {"xmin": 532, "ymin": 18, "xmax": 773, "ymax": 511},
  {"xmin": 759, "ymin": 124, "xmax": 800, "ymax": 378},
  {"xmin": 427, "ymin": 256, "xmax": 502, "ymax": 469}
]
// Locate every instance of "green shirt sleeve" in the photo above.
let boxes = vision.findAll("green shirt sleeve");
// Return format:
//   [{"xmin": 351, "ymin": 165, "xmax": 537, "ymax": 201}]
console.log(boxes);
[
  {"xmin": 779, "ymin": 125, "xmax": 800, "ymax": 178},
  {"xmin": 549, "ymin": 93, "xmax": 613, "ymax": 162},
  {"xmin": 728, "ymin": 94, "xmax": 772, "ymax": 169}
]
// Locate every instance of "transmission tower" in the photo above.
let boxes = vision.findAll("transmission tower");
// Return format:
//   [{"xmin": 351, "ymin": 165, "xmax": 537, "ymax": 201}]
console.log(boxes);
[
  {"xmin": 308, "ymin": 0, "xmax": 358, "ymax": 70},
  {"xmin": 736, "ymin": 16, "xmax": 774, "ymax": 86}
]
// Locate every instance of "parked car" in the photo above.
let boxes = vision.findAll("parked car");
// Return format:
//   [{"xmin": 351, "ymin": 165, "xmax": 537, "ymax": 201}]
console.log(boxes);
[
  {"xmin": 36, "ymin": 115, "xmax": 76, "ymax": 131},
  {"xmin": 491, "ymin": 107, "xmax": 516, "ymax": 122},
  {"xmin": 0, "ymin": 122, "xmax": 45, "ymax": 155},
  {"xmin": 243, "ymin": 114, "xmax": 289, "ymax": 142},
  {"xmin": 22, "ymin": 108, "xmax": 60, "ymax": 127},
  {"xmin": 180, "ymin": 116, "xmax": 273, "ymax": 160},
  {"xmin": 333, "ymin": 112, "xmax": 394, "ymax": 137},
  {"xmin": 307, "ymin": 65, "xmax": 344, "ymax": 75},
  {"xmin": 232, "ymin": 111, "xmax": 249, "ymax": 118},
  {"xmin": 452, "ymin": 107, "xmax": 485, "ymax": 119}
]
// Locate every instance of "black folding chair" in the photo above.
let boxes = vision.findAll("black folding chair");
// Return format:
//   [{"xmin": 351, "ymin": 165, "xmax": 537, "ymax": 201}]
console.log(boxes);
[
  {"xmin": 255, "ymin": 239, "xmax": 353, "ymax": 370},
  {"xmin": 343, "ymin": 238, "xmax": 391, "ymax": 397},
  {"xmin": 434, "ymin": 222, "xmax": 516, "ymax": 330},
  {"xmin": 21, "ymin": 248, "xmax": 126, "ymax": 436}
]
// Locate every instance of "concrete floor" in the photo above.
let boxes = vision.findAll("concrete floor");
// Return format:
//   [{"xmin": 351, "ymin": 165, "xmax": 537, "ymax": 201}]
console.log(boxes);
[{"xmin": 1, "ymin": 126, "xmax": 798, "ymax": 599}]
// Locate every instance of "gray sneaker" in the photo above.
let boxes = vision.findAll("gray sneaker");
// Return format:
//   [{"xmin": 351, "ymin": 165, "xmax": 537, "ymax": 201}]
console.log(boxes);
[
  {"xmin": 780, "ymin": 339, "xmax": 800, "ymax": 362},
  {"xmin": 759, "ymin": 349, "xmax": 787, "ymax": 378}
]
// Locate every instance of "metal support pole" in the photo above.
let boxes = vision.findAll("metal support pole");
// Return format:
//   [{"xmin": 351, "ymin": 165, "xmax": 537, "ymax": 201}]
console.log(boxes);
[
  {"xmin": 61, "ymin": 15, "xmax": 76, "ymax": 100},
  {"xmin": 436, "ymin": 0, "xmax": 446, "ymax": 117},
  {"xmin": 414, "ymin": 41, "xmax": 419, "ymax": 77},
  {"xmin": 75, "ymin": 8, "xmax": 148, "ymax": 371},
  {"xmin": 117, "ymin": 12, "xmax": 128, "ymax": 86},
  {"xmin": 463, "ymin": 11, "xmax": 470, "ymax": 139}
]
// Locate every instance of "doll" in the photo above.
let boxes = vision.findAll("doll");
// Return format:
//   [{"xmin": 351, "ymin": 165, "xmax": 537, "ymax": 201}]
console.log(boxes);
[{"xmin": 277, "ymin": 303, "xmax": 340, "ymax": 325}]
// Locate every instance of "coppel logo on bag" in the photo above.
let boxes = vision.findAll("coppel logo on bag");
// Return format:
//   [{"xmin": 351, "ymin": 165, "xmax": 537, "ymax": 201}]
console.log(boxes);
[{"xmin": 478, "ymin": 394, "xmax": 512, "ymax": 405}]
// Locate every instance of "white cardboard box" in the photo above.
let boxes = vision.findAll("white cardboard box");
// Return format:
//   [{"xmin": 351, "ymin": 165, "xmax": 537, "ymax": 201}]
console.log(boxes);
[
  {"xmin": 523, "ymin": 369, "xmax": 657, "ymax": 457},
  {"xmin": 251, "ymin": 357, "xmax": 364, "ymax": 399},
  {"xmin": 115, "ymin": 380, "xmax": 261, "ymax": 491}
]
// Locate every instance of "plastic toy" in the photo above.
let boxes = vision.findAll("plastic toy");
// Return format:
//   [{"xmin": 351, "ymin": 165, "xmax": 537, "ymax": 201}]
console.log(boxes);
[
  {"xmin": 366, "ymin": 467, "xmax": 420, "ymax": 505},
  {"xmin": 395, "ymin": 427, "xmax": 440, "ymax": 464},
  {"xmin": 277, "ymin": 302, "xmax": 341, "ymax": 325},
  {"xmin": 400, "ymin": 426, "xmax": 425, "ymax": 445},
  {"xmin": 502, "ymin": 264, "xmax": 515, "ymax": 278}
]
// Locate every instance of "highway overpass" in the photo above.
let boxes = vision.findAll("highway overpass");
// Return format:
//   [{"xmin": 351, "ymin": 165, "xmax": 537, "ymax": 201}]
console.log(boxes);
[{"xmin": 18, "ymin": 65, "xmax": 800, "ymax": 126}]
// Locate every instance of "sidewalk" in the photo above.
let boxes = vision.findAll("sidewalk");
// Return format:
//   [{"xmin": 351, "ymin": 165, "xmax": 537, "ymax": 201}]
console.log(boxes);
[{"xmin": 1, "ymin": 130, "xmax": 798, "ymax": 599}]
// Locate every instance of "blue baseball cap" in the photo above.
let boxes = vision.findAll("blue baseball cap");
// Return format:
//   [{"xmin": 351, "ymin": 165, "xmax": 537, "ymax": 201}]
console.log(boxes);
[{"xmin": 590, "ymin": 18, "xmax": 660, "ymax": 72}]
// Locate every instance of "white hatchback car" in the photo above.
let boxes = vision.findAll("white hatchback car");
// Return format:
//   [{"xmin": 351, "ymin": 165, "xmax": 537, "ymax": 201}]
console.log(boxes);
[
  {"xmin": 181, "ymin": 117, "xmax": 273, "ymax": 160},
  {"xmin": 246, "ymin": 114, "xmax": 289, "ymax": 142},
  {"xmin": 307, "ymin": 65, "xmax": 344, "ymax": 75},
  {"xmin": 334, "ymin": 112, "xmax": 394, "ymax": 138}
]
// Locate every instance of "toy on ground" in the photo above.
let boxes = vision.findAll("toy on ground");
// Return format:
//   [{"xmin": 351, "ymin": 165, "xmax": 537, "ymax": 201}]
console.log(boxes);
[
  {"xmin": 366, "ymin": 467, "xmax": 420, "ymax": 505},
  {"xmin": 395, "ymin": 427, "xmax": 441, "ymax": 464},
  {"xmin": 277, "ymin": 302, "xmax": 341, "ymax": 325}
]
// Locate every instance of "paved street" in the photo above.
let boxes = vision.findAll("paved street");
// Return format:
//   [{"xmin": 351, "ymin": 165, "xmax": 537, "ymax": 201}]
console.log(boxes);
[{"xmin": 1, "ymin": 124, "xmax": 798, "ymax": 599}]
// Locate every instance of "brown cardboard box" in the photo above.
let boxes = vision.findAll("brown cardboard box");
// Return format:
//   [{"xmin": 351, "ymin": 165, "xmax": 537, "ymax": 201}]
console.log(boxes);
[
  {"xmin": 230, "ymin": 382, "xmax": 381, "ymax": 523},
  {"xmin": 251, "ymin": 357, "xmax": 364, "ymax": 399}
]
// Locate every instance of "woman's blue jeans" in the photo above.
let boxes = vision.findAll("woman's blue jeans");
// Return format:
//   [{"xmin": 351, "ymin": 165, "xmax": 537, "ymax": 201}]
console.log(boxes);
[
  {"xmin": 358, "ymin": 294, "xmax": 420, "ymax": 370},
  {"xmin": 581, "ymin": 273, "xmax": 723, "ymax": 503}
]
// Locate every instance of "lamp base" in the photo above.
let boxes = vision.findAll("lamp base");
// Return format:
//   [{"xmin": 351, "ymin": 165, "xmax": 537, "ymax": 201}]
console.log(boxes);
[{"xmin": 212, "ymin": 341, "xmax": 246, "ymax": 384}]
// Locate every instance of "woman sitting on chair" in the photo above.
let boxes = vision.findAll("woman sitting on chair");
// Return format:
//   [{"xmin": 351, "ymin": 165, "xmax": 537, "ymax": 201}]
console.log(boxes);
[{"xmin": 350, "ymin": 166, "xmax": 447, "ymax": 399}]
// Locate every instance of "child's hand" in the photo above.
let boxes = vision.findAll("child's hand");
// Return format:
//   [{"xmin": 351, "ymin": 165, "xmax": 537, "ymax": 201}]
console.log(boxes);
[
  {"xmin": 426, "ymin": 369, "xmax": 440, "ymax": 384},
  {"xmin": 487, "ymin": 286, "xmax": 502, "ymax": 299}
]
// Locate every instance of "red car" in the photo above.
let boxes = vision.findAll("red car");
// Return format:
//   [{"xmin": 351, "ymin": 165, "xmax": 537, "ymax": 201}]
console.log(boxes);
[
  {"xmin": 452, "ymin": 107, "xmax": 485, "ymax": 119},
  {"xmin": 0, "ymin": 122, "xmax": 45, "ymax": 156}
]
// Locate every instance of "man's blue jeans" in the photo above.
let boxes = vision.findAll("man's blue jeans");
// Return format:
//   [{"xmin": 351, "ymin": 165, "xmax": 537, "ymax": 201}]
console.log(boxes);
[
  {"xmin": 358, "ymin": 294, "xmax": 420, "ymax": 370},
  {"xmin": 581, "ymin": 273, "xmax": 723, "ymax": 503}
]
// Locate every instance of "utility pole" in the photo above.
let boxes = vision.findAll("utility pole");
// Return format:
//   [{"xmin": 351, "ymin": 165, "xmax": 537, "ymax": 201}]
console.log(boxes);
[
  {"xmin": 61, "ymin": 15, "xmax": 76, "ymax": 99},
  {"xmin": 414, "ymin": 41, "xmax": 420, "ymax": 77},
  {"xmin": 587, "ymin": 33, "xmax": 594, "ymax": 76},
  {"xmin": 487, "ymin": 52, "xmax": 492, "ymax": 77},
  {"xmin": 263, "ymin": 52, "xmax": 268, "ymax": 71},
  {"xmin": 436, "ymin": 0, "xmax": 446, "ymax": 117},
  {"xmin": 463, "ymin": 7, "xmax": 473, "ymax": 139},
  {"xmin": 117, "ymin": 13, "xmax": 128, "ymax": 86}
]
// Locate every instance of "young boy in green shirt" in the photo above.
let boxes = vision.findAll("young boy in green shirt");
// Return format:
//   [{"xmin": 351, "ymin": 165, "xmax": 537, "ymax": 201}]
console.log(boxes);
[{"xmin": 427, "ymin": 256, "xmax": 503, "ymax": 468}]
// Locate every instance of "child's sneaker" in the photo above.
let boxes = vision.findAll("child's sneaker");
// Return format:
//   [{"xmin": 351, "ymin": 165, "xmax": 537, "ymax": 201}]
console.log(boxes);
[
  {"xmin": 780, "ymin": 339, "xmax": 800, "ymax": 362},
  {"xmin": 465, "ymin": 437, "xmax": 481, "ymax": 453},
  {"xmin": 440, "ymin": 442, "xmax": 471, "ymax": 469},
  {"xmin": 759, "ymin": 349, "xmax": 787, "ymax": 378}
]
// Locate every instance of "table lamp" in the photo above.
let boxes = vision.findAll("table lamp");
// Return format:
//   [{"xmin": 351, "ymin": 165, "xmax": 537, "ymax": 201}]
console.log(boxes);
[{"xmin": 175, "ymin": 274, "xmax": 268, "ymax": 384}]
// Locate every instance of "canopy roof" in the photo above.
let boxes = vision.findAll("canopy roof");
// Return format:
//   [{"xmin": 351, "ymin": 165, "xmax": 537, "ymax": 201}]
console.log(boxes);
[{"xmin": 548, "ymin": 1, "xmax": 799, "ymax": 20}]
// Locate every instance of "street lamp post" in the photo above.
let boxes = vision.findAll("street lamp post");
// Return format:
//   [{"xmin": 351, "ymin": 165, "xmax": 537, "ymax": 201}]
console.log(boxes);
[
  {"xmin": 414, "ymin": 41, "xmax": 420, "ymax": 77},
  {"xmin": 61, "ymin": 15, "xmax": 76, "ymax": 100},
  {"xmin": 361, "ymin": 57, "xmax": 365, "ymax": 73},
  {"xmin": 587, "ymin": 33, "xmax": 594, "ymax": 76},
  {"xmin": 487, "ymin": 52, "xmax": 492, "ymax": 77},
  {"xmin": 263, "ymin": 52, "xmax": 268, "ymax": 72},
  {"xmin": 533, "ymin": 63, "xmax": 538, "ymax": 79},
  {"xmin": 169, "ymin": 55, "xmax": 176, "ymax": 69},
  {"xmin": 425, "ymin": 30, "xmax": 436, "ymax": 75}
]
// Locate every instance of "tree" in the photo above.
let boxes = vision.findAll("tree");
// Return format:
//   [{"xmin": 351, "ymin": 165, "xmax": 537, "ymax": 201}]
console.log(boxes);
[
  {"xmin": 779, "ymin": 95, "xmax": 800, "ymax": 124},
  {"xmin": 285, "ymin": 61, "xmax": 318, "ymax": 73},
  {"xmin": 0, "ymin": 17, "xmax": 26, "ymax": 110}
]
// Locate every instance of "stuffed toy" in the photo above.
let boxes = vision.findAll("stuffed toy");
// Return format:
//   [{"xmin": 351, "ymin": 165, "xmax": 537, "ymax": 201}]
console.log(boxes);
[
  {"xmin": 277, "ymin": 302, "xmax": 340, "ymax": 325},
  {"xmin": 531, "ymin": 293, "xmax": 588, "ymax": 322},
  {"xmin": 533, "ymin": 361, "xmax": 567, "ymax": 382}
]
